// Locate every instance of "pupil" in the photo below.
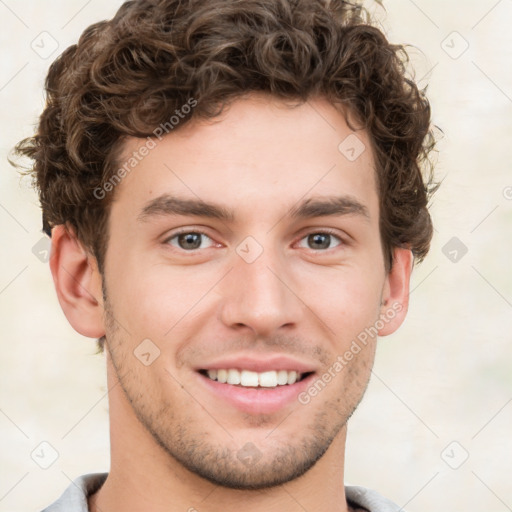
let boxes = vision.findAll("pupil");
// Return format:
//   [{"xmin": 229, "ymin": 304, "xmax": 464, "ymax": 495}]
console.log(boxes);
[
  {"xmin": 179, "ymin": 233, "xmax": 202, "ymax": 250},
  {"xmin": 309, "ymin": 233, "xmax": 330, "ymax": 249}
]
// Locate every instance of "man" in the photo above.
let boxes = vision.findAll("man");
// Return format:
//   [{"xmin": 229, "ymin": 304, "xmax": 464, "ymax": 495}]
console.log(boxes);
[{"xmin": 13, "ymin": 0, "xmax": 436, "ymax": 510}]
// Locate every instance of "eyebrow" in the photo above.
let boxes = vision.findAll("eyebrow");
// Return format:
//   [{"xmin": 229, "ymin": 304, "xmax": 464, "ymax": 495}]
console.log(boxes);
[
  {"xmin": 289, "ymin": 196, "xmax": 370, "ymax": 221},
  {"xmin": 137, "ymin": 195, "xmax": 235, "ymax": 223},
  {"xmin": 137, "ymin": 194, "xmax": 370, "ymax": 223}
]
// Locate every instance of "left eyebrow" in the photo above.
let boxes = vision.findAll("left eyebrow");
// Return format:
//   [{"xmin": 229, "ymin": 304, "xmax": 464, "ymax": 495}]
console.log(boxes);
[{"xmin": 288, "ymin": 195, "xmax": 370, "ymax": 222}]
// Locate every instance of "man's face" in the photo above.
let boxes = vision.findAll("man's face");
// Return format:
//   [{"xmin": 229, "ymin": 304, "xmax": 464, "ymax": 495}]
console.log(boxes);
[{"xmin": 102, "ymin": 93, "xmax": 392, "ymax": 489}]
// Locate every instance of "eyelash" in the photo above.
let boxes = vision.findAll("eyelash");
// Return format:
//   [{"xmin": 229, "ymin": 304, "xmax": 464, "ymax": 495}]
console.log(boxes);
[{"xmin": 163, "ymin": 228, "xmax": 346, "ymax": 252}]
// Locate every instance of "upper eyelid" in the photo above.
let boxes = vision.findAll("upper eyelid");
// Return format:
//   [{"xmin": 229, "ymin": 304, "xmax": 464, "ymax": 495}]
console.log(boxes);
[{"xmin": 163, "ymin": 227, "xmax": 213, "ymax": 240}]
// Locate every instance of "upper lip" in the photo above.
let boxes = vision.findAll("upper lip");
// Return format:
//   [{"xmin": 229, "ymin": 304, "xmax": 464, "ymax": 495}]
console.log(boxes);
[{"xmin": 196, "ymin": 354, "xmax": 317, "ymax": 374}]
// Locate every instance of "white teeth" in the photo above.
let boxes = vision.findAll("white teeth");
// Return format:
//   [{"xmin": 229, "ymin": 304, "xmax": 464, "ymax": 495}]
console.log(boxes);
[
  {"xmin": 227, "ymin": 369, "xmax": 241, "ymax": 385},
  {"xmin": 240, "ymin": 370, "xmax": 259, "ymax": 387},
  {"xmin": 287, "ymin": 371, "xmax": 298, "ymax": 385},
  {"xmin": 259, "ymin": 371, "xmax": 277, "ymax": 387},
  {"xmin": 276, "ymin": 370, "xmax": 288, "ymax": 385},
  {"xmin": 203, "ymin": 368, "xmax": 306, "ymax": 387}
]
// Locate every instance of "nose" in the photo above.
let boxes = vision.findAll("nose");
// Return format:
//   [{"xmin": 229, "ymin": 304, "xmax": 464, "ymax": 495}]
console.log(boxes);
[{"xmin": 218, "ymin": 243, "xmax": 303, "ymax": 337}]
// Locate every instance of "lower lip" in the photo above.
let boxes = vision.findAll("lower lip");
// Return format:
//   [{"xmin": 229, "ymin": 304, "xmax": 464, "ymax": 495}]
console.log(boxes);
[{"xmin": 196, "ymin": 371, "xmax": 316, "ymax": 415}]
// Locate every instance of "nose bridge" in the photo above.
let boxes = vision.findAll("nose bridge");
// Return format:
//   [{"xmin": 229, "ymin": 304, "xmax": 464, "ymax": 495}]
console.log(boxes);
[{"xmin": 218, "ymin": 237, "xmax": 301, "ymax": 334}]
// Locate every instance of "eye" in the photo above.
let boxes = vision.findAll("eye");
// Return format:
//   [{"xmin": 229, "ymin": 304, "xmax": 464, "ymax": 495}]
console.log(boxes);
[
  {"xmin": 297, "ymin": 231, "xmax": 343, "ymax": 251},
  {"xmin": 165, "ymin": 231, "xmax": 216, "ymax": 251}
]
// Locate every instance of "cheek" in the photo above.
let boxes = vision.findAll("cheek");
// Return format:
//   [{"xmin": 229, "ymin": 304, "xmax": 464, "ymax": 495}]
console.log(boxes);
[
  {"xmin": 301, "ymin": 266, "xmax": 383, "ymax": 335},
  {"xmin": 107, "ymin": 256, "xmax": 216, "ymax": 343}
]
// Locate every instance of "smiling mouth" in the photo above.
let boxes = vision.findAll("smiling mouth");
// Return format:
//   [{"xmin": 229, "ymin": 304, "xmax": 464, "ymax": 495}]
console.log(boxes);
[{"xmin": 198, "ymin": 369, "xmax": 314, "ymax": 388}]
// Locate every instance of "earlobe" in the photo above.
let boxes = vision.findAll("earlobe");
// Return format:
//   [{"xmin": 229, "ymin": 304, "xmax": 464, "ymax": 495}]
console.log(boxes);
[
  {"xmin": 49, "ymin": 224, "xmax": 106, "ymax": 339},
  {"xmin": 378, "ymin": 248, "xmax": 413, "ymax": 337}
]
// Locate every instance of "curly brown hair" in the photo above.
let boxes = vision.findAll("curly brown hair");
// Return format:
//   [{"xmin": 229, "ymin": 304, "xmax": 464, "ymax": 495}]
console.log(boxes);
[{"xmin": 13, "ymin": 0, "xmax": 437, "ymax": 284}]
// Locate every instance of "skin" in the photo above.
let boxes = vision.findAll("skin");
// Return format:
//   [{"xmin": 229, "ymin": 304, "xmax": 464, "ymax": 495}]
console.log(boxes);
[{"xmin": 50, "ymin": 93, "xmax": 412, "ymax": 512}]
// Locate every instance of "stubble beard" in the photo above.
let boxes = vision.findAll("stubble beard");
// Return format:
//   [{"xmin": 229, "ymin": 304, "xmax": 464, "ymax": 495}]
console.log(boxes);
[{"xmin": 102, "ymin": 293, "xmax": 373, "ymax": 490}]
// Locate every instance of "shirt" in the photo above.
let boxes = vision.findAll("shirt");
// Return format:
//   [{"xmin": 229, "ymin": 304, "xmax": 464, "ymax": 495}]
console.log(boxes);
[{"xmin": 41, "ymin": 472, "xmax": 406, "ymax": 512}]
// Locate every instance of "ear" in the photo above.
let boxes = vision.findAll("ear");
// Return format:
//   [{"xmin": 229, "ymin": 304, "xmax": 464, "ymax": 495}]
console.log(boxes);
[
  {"xmin": 378, "ymin": 248, "xmax": 413, "ymax": 336},
  {"xmin": 49, "ymin": 224, "xmax": 105, "ymax": 338}
]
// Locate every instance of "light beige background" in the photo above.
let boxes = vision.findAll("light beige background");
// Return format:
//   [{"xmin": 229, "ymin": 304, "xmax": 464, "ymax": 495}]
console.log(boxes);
[{"xmin": 1, "ymin": 1, "xmax": 511, "ymax": 511}]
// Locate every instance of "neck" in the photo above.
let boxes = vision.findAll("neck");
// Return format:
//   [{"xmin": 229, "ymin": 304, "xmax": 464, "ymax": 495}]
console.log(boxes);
[{"xmin": 89, "ymin": 355, "xmax": 353, "ymax": 512}]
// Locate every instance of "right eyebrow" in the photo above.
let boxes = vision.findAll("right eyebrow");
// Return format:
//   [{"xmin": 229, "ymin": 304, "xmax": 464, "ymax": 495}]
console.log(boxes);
[{"xmin": 137, "ymin": 194, "xmax": 235, "ymax": 223}]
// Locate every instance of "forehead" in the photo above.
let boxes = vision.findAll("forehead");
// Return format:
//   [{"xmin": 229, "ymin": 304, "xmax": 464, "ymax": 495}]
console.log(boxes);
[{"xmin": 110, "ymin": 93, "xmax": 378, "ymax": 224}]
